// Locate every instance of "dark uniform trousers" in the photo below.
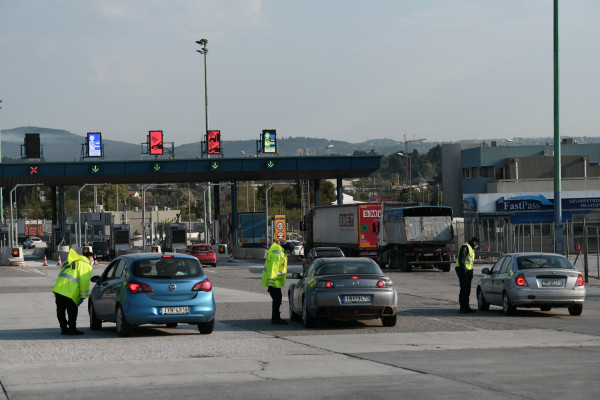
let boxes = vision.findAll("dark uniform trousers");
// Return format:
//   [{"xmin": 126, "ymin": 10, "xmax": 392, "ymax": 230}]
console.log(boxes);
[
  {"xmin": 55, "ymin": 293, "xmax": 79, "ymax": 330},
  {"xmin": 268, "ymin": 286, "xmax": 283, "ymax": 320},
  {"xmin": 455, "ymin": 267, "xmax": 473, "ymax": 309}
]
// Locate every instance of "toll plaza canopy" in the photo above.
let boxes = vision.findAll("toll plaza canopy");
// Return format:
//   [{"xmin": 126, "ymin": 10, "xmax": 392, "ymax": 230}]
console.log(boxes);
[{"xmin": 0, "ymin": 155, "xmax": 382, "ymax": 186}]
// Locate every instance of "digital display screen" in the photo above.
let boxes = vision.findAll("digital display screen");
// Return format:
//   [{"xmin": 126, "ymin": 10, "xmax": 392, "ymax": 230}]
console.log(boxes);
[
  {"xmin": 262, "ymin": 130, "xmax": 276, "ymax": 153},
  {"xmin": 87, "ymin": 132, "xmax": 102, "ymax": 157},
  {"xmin": 114, "ymin": 230, "xmax": 130, "ymax": 244},
  {"xmin": 172, "ymin": 229, "xmax": 187, "ymax": 243},
  {"xmin": 207, "ymin": 130, "xmax": 221, "ymax": 154},
  {"xmin": 25, "ymin": 133, "xmax": 41, "ymax": 158},
  {"xmin": 149, "ymin": 130, "xmax": 163, "ymax": 155}
]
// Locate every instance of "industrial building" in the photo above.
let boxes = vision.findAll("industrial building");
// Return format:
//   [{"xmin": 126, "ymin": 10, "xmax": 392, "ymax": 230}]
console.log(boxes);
[{"xmin": 442, "ymin": 139, "xmax": 600, "ymax": 253}]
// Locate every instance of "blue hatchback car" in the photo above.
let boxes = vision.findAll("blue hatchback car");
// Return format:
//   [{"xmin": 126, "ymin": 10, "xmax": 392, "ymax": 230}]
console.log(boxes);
[{"xmin": 88, "ymin": 253, "xmax": 216, "ymax": 337}]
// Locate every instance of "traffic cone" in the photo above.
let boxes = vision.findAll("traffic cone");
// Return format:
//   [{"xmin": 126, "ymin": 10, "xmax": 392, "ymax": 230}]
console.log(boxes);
[
  {"xmin": 43, "ymin": 254, "xmax": 48, "ymax": 266},
  {"xmin": 57, "ymin": 254, "xmax": 62, "ymax": 266}
]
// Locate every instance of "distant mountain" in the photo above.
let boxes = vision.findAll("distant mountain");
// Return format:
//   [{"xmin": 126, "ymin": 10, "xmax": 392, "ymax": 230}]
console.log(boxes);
[{"xmin": 1, "ymin": 126, "xmax": 598, "ymax": 162}]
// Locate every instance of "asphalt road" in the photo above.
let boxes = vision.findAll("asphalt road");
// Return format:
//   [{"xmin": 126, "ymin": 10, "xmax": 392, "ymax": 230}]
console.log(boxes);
[{"xmin": 1, "ymin": 254, "xmax": 599, "ymax": 400}]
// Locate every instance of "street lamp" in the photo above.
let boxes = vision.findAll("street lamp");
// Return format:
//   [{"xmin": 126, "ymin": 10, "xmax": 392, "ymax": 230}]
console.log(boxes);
[
  {"xmin": 397, "ymin": 152, "xmax": 412, "ymax": 202},
  {"xmin": 196, "ymin": 38, "xmax": 212, "ymax": 243}
]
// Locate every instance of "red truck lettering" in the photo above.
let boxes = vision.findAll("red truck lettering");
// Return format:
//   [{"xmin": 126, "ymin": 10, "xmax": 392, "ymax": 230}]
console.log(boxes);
[{"xmin": 339, "ymin": 214, "xmax": 354, "ymax": 227}]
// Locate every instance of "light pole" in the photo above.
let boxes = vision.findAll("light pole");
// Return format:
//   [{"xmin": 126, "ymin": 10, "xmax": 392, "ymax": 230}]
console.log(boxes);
[
  {"xmin": 78, "ymin": 184, "xmax": 88, "ymax": 246},
  {"xmin": 196, "ymin": 38, "xmax": 212, "ymax": 244},
  {"xmin": 265, "ymin": 184, "xmax": 274, "ymax": 245},
  {"xmin": 397, "ymin": 152, "xmax": 412, "ymax": 202}
]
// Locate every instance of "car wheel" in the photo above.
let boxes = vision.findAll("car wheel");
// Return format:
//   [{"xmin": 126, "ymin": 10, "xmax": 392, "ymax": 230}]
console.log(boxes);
[
  {"xmin": 477, "ymin": 288, "xmax": 490, "ymax": 311},
  {"xmin": 116, "ymin": 305, "xmax": 132, "ymax": 337},
  {"xmin": 166, "ymin": 323, "xmax": 178, "ymax": 328},
  {"xmin": 540, "ymin": 306, "xmax": 552, "ymax": 312},
  {"xmin": 381, "ymin": 313, "xmax": 397, "ymax": 327},
  {"xmin": 89, "ymin": 303, "xmax": 102, "ymax": 330},
  {"xmin": 288, "ymin": 291, "xmax": 301, "ymax": 321},
  {"xmin": 198, "ymin": 319, "xmax": 215, "ymax": 334},
  {"xmin": 502, "ymin": 292, "xmax": 516, "ymax": 316},
  {"xmin": 302, "ymin": 296, "xmax": 316, "ymax": 328},
  {"xmin": 568, "ymin": 304, "xmax": 583, "ymax": 316},
  {"xmin": 441, "ymin": 263, "xmax": 451, "ymax": 272},
  {"xmin": 212, "ymin": 264, "xmax": 217, "ymax": 268}
]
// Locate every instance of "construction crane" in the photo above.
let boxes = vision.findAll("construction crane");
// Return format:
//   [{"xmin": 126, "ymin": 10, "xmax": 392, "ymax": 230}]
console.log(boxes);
[{"xmin": 401, "ymin": 134, "xmax": 426, "ymax": 186}]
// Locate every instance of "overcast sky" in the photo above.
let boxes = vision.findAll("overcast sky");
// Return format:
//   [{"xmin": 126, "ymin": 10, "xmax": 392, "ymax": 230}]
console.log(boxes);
[{"xmin": 1, "ymin": 0, "xmax": 599, "ymax": 146}]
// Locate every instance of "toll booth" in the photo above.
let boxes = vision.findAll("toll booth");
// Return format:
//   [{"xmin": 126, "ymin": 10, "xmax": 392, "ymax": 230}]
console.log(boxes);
[
  {"xmin": 163, "ymin": 223, "xmax": 187, "ymax": 252},
  {"xmin": 110, "ymin": 224, "xmax": 130, "ymax": 254}
]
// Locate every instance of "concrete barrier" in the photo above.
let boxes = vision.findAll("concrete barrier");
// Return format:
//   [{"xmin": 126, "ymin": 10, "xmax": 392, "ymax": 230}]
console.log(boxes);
[{"xmin": 232, "ymin": 247, "xmax": 266, "ymax": 261}]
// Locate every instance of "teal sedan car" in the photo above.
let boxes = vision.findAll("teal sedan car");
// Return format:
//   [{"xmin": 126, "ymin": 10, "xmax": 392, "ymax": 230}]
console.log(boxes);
[{"xmin": 88, "ymin": 253, "xmax": 216, "ymax": 337}]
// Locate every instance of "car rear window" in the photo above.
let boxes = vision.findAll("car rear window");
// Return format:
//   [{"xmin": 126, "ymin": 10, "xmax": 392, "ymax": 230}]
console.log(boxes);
[
  {"xmin": 132, "ymin": 258, "xmax": 205, "ymax": 279},
  {"xmin": 316, "ymin": 250, "xmax": 343, "ymax": 258},
  {"xmin": 517, "ymin": 256, "xmax": 575, "ymax": 270},
  {"xmin": 192, "ymin": 245, "xmax": 213, "ymax": 252},
  {"xmin": 316, "ymin": 261, "xmax": 382, "ymax": 276}
]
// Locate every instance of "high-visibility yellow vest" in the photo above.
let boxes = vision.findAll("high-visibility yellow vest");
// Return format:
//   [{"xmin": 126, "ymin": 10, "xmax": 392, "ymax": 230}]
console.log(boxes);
[
  {"xmin": 261, "ymin": 243, "xmax": 288, "ymax": 288},
  {"xmin": 52, "ymin": 249, "xmax": 93, "ymax": 304},
  {"xmin": 455, "ymin": 242, "xmax": 475, "ymax": 271}
]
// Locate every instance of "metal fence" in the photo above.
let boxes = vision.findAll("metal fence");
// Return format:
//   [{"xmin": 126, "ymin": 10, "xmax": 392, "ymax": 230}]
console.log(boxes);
[{"xmin": 458, "ymin": 217, "xmax": 600, "ymax": 279}]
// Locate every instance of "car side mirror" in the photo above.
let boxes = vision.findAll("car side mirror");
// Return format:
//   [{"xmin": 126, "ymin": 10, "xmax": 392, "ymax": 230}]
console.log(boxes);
[
  {"xmin": 291, "ymin": 272, "xmax": 302, "ymax": 279},
  {"xmin": 481, "ymin": 268, "xmax": 490, "ymax": 274},
  {"xmin": 91, "ymin": 275, "xmax": 101, "ymax": 283}
]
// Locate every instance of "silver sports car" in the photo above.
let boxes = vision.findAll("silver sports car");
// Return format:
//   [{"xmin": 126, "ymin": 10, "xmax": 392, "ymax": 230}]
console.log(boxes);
[
  {"xmin": 477, "ymin": 252, "xmax": 585, "ymax": 316},
  {"xmin": 288, "ymin": 257, "xmax": 398, "ymax": 328}
]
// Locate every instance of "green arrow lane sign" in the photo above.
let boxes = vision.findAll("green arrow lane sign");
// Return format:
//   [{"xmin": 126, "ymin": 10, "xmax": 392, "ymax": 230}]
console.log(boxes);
[
  {"xmin": 153, "ymin": 163, "xmax": 161, "ymax": 172},
  {"xmin": 266, "ymin": 160, "xmax": 275, "ymax": 168},
  {"xmin": 91, "ymin": 164, "xmax": 100, "ymax": 174},
  {"xmin": 211, "ymin": 161, "xmax": 219, "ymax": 170}
]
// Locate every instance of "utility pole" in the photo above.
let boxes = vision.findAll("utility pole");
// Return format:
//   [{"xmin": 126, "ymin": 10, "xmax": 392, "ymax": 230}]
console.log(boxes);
[{"xmin": 402, "ymin": 134, "xmax": 425, "ymax": 186}]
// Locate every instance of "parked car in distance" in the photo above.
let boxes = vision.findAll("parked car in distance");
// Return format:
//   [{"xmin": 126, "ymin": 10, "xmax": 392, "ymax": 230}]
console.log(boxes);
[
  {"xmin": 23, "ymin": 236, "xmax": 43, "ymax": 249},
  {"xmin": 92, "ymin": 241, "xmax": 111, "ymax": 261},
  {"xmin": 477, "ymin": 252, "xmax": 585, "ymax": 316},
  {"xmin": 282, "ymin": 240, "xmax": 304, "ymax": 257},
  {"xmin": 88, "ymin": 253, "xmax": 216, "ymax": 337},
  {"xmin": 302, "ymin": 246, "xmax": 344, "ymax": 272},
  {"xmin": 188, "ymin": 244, "xmax": 217, "ymax": 267},
  {"xmin": 289, "ymin": 257, "xmax": 397, "ymax": 328}
]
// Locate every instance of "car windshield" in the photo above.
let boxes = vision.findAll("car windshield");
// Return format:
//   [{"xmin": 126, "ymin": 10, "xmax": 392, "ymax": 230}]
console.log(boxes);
[
  {"xmin": 192, "ymin": 245, "xmax": 213, "ymax": 252},
  {"xmin": 132, "ymin": 258, "xmax": 205, "ymax": 279},
  {"xmin": 517, "ymin": 255, "xmax": 575, "ymax": 270},
  {"xmin": 315, "ymin": 261, "xmax": 382, "ymax": 276},
  {"xmin": 316, "ymin": 250, "xmax": 343, "ymax": 258}
]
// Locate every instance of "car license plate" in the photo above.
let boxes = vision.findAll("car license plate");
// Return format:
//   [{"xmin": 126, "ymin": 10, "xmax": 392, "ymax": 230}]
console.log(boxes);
[
  {"xmin": 542, "ymin": 279, "xmax": 563, "ymax": 287},
  {"xmin": 342, "ymin": 295, "xmax": 371, "ymax": 304},
  {"xmin": 160, "ymin": 306, "xmax": 189, "ymax": 315}
]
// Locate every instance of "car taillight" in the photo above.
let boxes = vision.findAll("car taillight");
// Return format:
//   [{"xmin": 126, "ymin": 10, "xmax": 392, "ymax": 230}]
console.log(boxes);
[
  {"xmin": 193, "ymin": 279, "xmax": 212, "ymax": 292},
  {"xmin": 576, "ymin": 274, "xmax": 584, "ymax": 287},
  {"xmin": 377, "ymin": 280, "xmax": 393, "ymax": 288},
  {"xmin": 515, "ymin": 274, "xmax": 528, "ymax": 287},
  {"xmin": 316, "ymin": 280, "xmax": 335, "ymax": 288},
  {"xmin": 127, "ymin": 281, "xmax": 154, "ymax": 294}
]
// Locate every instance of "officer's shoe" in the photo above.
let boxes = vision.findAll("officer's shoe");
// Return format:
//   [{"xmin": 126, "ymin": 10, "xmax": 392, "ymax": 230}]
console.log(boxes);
[
  {"xmin": 60, "ymin": 327, "xmax": 69, "ymax": 335},
  {"xmin": 67, "ymin": 328, "xmax": 85, "ymax": 335},
  {"xmin": 271, "ymin": 319, "xmax": 289, "ymax": 325}
]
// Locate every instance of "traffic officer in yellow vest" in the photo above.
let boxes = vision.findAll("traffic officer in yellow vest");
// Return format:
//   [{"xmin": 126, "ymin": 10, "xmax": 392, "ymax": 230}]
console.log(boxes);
[
  {"xmin": 455, "ymin": 236, "xmax": 480, "ymax": 314},
  {"xmin": 262, "ymin": 241, "xmax": 295, "ymax": 325},
  {"xmin": 52, "ymin": 248, "xmax": 94, "ymax": 335}
]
